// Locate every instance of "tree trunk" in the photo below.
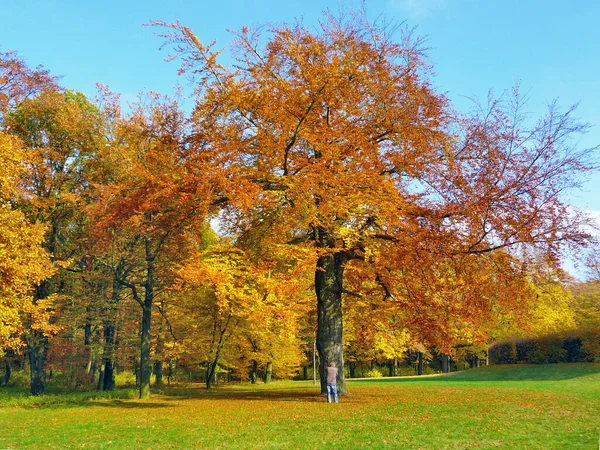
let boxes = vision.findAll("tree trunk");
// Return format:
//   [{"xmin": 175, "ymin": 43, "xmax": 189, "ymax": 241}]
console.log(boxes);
[
  {"xmin": 154, "ymin": 361, "xmax": 163, "ymax": 386},
  {"xmin": 315, "ymin": 250, "xmax": 347, "ymax": 394},
  {"xmin": 139, "ymin": 300, "xmax": 152, "ymax": 398},
  {"xmin": 393, "ymin": 357, "xmax": 398, "ymax": 377},
  {"xmin": 26, "ymin": 330, "xmax": 46, "ymax": 396},
  {"xmin": 154, "ymin": 324, "xmax": 164, "ymax": 387},
  {"xmin": 135, "ymin": 357, "xmax": 140, "ymax": 386},
  {"xmin": 206, "ymin": 360, "xmax": 217, "ymax": 389},
  {"xmin": 442, "ymin": 354, "xmax": 449, "ymax": 373},
  {"xmin": 264, "ymin": 361, "xmax": 272, "ymax": 384},
  {"xmin": 349, "ymin": 361, "xmax": 355, "ymax": 378},
  {"xmin": 206, "ymin": 346, "xmax": 223, "ymax": 389},
  {"xmin": 167, "ymin": 360, "xmax": 174, "ymax": 385},
  {"xmin": 84, "ymin": 315, "xmax": 98, "ymax": 382},
  {"xmin": 417, "ymin": 352, "xmax": 424, "ymax": 375},
  {"xmin": 99, "ymin": 322, "xmax": 116, "ymax": 391},
  {"xmin": 250, "ymin": 361, "xmax": 258, "ymax": 384},
  {"xmin": 2, "ymin": 361, "xmax": 11, "ymax": 386},
  {"xmin": 26, "ymin": 280, "xmax": 52, "ymax": 395},
  {"xmin": 99, "ymin": 271, "xmax": 122, "ymax": 391},
  {"xmin": 139, "ymin": 239, "xmax": 155, "ymax": 399}
]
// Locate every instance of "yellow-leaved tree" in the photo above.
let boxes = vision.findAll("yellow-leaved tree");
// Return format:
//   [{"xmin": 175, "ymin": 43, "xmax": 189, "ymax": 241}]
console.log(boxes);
[{"xmin": 0, "ymin": 132, "xmax": 54, "ymax": 372}]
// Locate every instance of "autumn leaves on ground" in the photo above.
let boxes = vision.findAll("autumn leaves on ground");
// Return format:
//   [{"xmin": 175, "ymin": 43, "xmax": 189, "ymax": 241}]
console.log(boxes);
[{"xmin": 1, "ymin": 364, "xmax": 599, "ymax": 449}]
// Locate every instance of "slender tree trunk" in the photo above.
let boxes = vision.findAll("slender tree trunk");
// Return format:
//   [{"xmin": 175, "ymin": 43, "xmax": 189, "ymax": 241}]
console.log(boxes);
[
  {"xmin": 84, "ymin": 314, "xmax": 97, "ymax": 381},
  {"xmin": 139, "ymin": 300, "xmax": 152, "ymax": 398},
  {"xmin": 26, "ymin": 280, "xmax": 52, "ymax": 395},
  {"xmin": 167, "ymin": 360, "xmax": 174, "ymax": 385},
  {"xmin": 154, "ymin": 361, "xmax": 163, "ymax": 386},
  {"xmin": 349, "ymin": 361, "xmax": 355, "ymax": 378},
  {"xmin": 206, "ymin": 360, "xmax": 217, "ymax": 389},
  {"xmin": 442, "ymin": 354, "xmax": 449, "ymax": 373},
  {"xmin": 2, "ymin": 361, "xmax": 11, "ymax": 386},
  {"xmin": 264, "ymin": 361, "xmax": 272, "ymax": 384},
  {"xmin": 393, "ymin": 357, "xmax": 398, "ymax": 377},
  {"xmin": 139, "ymin": 239, "xmax": 155, "ymax": 399},
  {"xmin": 250, "ymin": 360, "xmax": 258, "ymax": 384},
  {"xmin": 315, "ymin": 250, "xmax": 347, "ymax": 394},
  {"xmin": 99, "ymin": 323, "xmax": 116, "ymax": 390},
  {"xmin": 417, "ymin": 352, "xmax": 424, "ymax": 375},
  {"xmin": 313, "ymin": 340, "xmax": 317, "ymax": 385},
  {"xmin": 206, "ymin": 313, "xmax": 234, "ymax": 389},
  {"xmin": 154, "ymin": 324, "xmax": 164, "ymax": 387},
  {"xmin": 26, "ymin": 330, "xmax": 46, "ymax": 395},
  {"xmin": 134, "ymin": 357, "xmax": 140, "ymax": 386},
  {"xmin": 100, "ymin": 272, "xmax": 122, "ymax": 391}
]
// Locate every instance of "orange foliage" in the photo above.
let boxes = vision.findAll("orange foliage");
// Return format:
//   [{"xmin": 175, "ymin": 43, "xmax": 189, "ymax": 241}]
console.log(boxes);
[{"xmin": 156, "ymin": 10, "xmax": 595, "ymax": 355}]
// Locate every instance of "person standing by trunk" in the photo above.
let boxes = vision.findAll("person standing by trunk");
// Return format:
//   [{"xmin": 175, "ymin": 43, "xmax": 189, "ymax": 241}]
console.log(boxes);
[{"xmin": 326, "ymin": 361, "xmax": 338, "ymax": 403}]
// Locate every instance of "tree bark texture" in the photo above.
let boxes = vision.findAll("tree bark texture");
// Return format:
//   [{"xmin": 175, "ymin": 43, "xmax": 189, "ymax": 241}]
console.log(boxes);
[
  {"xmin": 315, "ymin": 251, "xmax": 347, "ymax": 394},
  {"xmin": 442, "ymin": 354, "xmax": 449, "ymax": 373},
  {"xmin": 264, "ymin": 361, "xmax": 272, "ymax": 384},
  {"xmin": 26, "ymin": 330, "xmax": 46, "ymax": 395},
  {"xmin": 139, "ymin": 300, "xmax": 152, "ymax": 398}
]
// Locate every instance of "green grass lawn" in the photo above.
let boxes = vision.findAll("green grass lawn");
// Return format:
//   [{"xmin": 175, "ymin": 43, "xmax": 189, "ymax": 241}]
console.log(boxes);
[{"xmin": 0, "ymin": 363, "xmax": 599, "ymax": 449}]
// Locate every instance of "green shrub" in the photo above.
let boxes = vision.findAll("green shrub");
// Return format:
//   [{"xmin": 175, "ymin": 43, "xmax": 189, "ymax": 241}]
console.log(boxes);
[
  {"xmin": 1, "ymin": 369, "xmax": 28, "ymax": 388},
  {"xmin": 364, "ymin": 368, "xmax": 383, "ymax": 378},
  {"xmin": 562, "ymin": 338, "xmax": 585, "ymax": 362},
  {"xmin": 490, "ymin": 327, "xmax": 600, "ymax": 365},
  {"xmin": 515, "ymin": 339, "xmax": 537, "ymax": 362},
  {"xmin": 529, "ymin": 337, "xmax": 566, "ymax": 364},
  {"xmin": 115, "ymin": 371, "xmax": 137, "ymax": 386},
  {"xmin": 578, "ymin": 328, "xmax": 600, "ymax": 362},
  {"xmin": 490, "ymin": 342, "xmax": 517, "ymax": 364}
]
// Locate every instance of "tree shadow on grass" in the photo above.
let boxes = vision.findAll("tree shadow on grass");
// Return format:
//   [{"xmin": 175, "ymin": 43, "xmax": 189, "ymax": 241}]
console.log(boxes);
[
  {"xmin": 0, "ymin": 388, "xmax": 170, "ymax": 409},
  {"xmin": 160, "ymin": 387, "xmax": 325, "ymax": 403},
  {"xmin": 0, "ymin": 386, "xmax": 331, "ymax": 409},
  {"xmin": 90, "ymin": 399, "xmax": 171, "ymax": 409}
]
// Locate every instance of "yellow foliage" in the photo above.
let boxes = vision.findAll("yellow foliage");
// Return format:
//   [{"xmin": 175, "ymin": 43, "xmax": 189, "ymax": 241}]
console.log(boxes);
[{"xmin": 0, "ymin": 131, "xmax": 55, "ymax": 354}]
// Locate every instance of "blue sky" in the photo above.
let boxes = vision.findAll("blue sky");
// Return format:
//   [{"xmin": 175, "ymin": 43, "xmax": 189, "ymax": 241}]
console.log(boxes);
[{"xmin": 2, "ymin": 0, "xmax": 599, "ymax": 249}]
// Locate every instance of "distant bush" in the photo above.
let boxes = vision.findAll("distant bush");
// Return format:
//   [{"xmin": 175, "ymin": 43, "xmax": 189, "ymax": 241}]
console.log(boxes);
[
  {"xmin": 395, "ymin": 366, "xmax": 417, "ymax": 376},
  {"xmin": 490, "ymin": 327, "xmax": 600, "ymax": 364},
  {"xmin": 490, "ymin": 342, "xmax": 517, "ymax": 364},
  {"xmin": 364, "ymin": 368, "xmax": 383, "ymax": 378},
  {"xmin": 0, "ymin": 369, "xmax": 28, "ymax": 388}
]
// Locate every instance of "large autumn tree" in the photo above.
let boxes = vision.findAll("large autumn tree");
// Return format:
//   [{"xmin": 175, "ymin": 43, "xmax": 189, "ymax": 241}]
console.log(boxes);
[{"xmin": 156, "ymin": 10, "xmax": 596, "ymax": 393}]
